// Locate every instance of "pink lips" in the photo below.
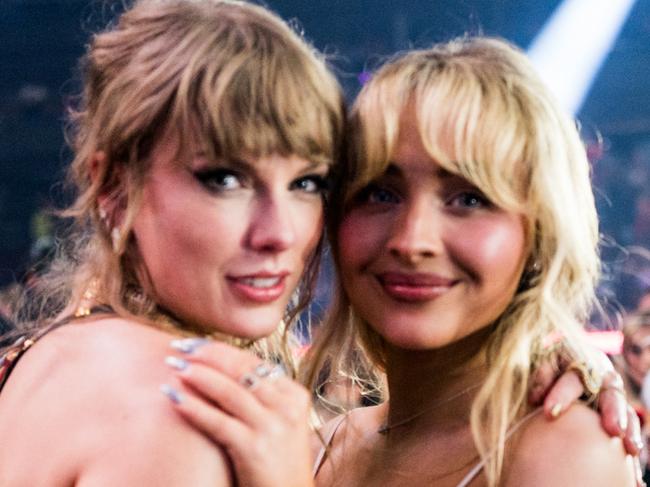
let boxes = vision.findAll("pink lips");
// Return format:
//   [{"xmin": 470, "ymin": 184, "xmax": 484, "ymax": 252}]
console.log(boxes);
[
  {"xmin": 377, "ymin": 272, "xmax": 456, "ymax": 302},
  {"xmin": 227, "ymin": 272, "xmax": 289, "ymax": 303}
]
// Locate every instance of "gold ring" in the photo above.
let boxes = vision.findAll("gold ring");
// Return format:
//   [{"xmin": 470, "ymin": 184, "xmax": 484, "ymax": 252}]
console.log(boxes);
[
  {"xmin": 599, "ymin": 371, "xmax": 625, "ymax": 397},
  {"xmin": 567, "ymin": 360, "xmax": 601, "ymax": 398}
]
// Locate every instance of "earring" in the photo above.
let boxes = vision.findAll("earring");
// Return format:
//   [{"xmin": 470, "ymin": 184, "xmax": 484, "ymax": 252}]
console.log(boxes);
[
  {"xmin": 530, "ymin": 260, "xmax": 541, "ymax": 272},
  {"xmin": 518, "ymin": 259, "xmax": 542, "ymax": 292},
  {"xmin": 98, "ymin": 206, "xmax": 108, "ymax": 222},
  {"xmin": 111, "ymin": 227, "xmax": 121, "ymax": 253},
  {"xmin": 74, "ymin": 279, "xmax": 99, "ymax": 317}
]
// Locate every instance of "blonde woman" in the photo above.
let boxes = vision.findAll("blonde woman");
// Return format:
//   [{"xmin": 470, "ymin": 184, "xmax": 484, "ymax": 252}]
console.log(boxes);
[
  {"xmin": 306, "ymin": 36, "xmax": 635, "ymax": 486},
  {"xmin": 0, "ymin": 1, "xmax": 344, "ymax": 485},
  {"xmin": 170, "ymin": 36, "xmax": 642, "ymax": 486}
]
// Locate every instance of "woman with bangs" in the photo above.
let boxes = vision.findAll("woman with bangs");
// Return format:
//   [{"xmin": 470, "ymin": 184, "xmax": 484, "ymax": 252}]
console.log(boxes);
[
  {"xmin": 173, "ymin": 36, "xmax": 640, "ymax": 486},
  {"xmin": 304, "ymin": 36, "xmax": 636, "ymax": 486},
  {"xmin": 0, "ymin": 1, "xmax": 344, "ymax": 485}
]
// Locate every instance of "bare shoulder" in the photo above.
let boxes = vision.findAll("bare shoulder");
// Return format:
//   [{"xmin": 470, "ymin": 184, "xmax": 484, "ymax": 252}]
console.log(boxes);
[
  {"xmin": 0, "ymin": 317, "xmax": 232, "ymax": 485},
  {"xmin": 503, "ymin": 404, "xmax": 635, "ymax": 487}
]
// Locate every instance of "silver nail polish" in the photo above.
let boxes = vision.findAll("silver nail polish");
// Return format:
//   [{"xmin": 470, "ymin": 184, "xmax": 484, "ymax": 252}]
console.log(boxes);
[
  {"xmin": 170, "ymin": 338, "xmax": 209, "ymax": 354},
  {"xmin": 165, "ymin": 356, "xmax": 189, "ymax": 371},
  {"xmin": 160, "ymin": 384, "xmax": 184, "ymax": 404}
]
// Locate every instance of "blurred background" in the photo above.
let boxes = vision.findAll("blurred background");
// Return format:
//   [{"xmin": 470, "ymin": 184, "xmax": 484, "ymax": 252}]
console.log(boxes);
[{"xmin": 0, "ymin": 0, "xmax": 649, "ymax": 311}]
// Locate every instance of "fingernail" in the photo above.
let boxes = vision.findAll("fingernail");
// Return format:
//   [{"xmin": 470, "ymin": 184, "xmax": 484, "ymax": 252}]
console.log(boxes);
[
  {"xmin": 165, "ymin": 356, "xmax": 189, "ymax": 371},
  {"xmin": 170, "ymin": 338, "xmax": 208, "ymax": 354},
  {"xmin": 618, "ymin": 417, "xmax": 628, "ymax": 436},
  {"xmin": 160, "ymin": 384, "xmax": 184, "ymax": 404},
  {"xmin": 550, "ymin": 403, "xmax": 563, "ymax": 418}
]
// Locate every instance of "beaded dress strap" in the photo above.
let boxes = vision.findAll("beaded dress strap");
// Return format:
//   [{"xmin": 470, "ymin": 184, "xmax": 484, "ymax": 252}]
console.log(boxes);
[{"xmin": 0, "ymin": 305, "xmax": 113, "ymax": 392}]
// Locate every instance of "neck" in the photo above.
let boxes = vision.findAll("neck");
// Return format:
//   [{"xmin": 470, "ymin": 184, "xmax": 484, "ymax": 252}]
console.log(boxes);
[{"xmin": 382, "ymin": 326, "xmax": 492, "ymax": 437}]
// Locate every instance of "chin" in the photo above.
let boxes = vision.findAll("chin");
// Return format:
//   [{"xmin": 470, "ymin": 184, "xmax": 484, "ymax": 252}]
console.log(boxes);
[{"xmin": 222, "ymin": 311, "xmax": 284, "ymax": 340}]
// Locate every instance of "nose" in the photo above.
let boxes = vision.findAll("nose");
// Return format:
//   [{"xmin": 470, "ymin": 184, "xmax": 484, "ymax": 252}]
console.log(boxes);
[
  {"xmin": 246, "ymin": 192, "xmax": 296, "ymax": 253},
  {"xmin": 387, "ymin": 197, "xmax": 441, "ymax": 264}
]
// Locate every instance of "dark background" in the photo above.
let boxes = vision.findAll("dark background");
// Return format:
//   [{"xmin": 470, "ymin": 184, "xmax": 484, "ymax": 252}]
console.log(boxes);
[{"xmin": 1, "ymin": 0, "xmax": 649, "ymax": 302}]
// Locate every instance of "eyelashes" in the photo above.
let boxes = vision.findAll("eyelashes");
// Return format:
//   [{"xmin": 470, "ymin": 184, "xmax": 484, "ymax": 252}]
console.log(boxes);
[
  {"xmin": 194, "ymin": 169, "xmax": 242, "ymax": 193},
  {"xmin": 291, "ymin": 174, "xmax": 331, "ymax": 195},
  {"xmin": 193, "ymin": 168, "xmax": 331, "ymax": 196},
  {"xmin": 354, "ymin": 184, "xmax": 400, "ymax": 205},
  {"xmin": 446, "ymin": 190, "xmax": 493, "ymax": 210},
  {"xmin": 350, "ymin": 181, "xmax": 494, "ymax": 212}
]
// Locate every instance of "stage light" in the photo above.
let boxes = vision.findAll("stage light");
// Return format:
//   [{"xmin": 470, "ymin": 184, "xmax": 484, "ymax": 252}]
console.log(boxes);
[{"xmin": 527, "ymin": 0, "xmax": 637, "ymax": 115}]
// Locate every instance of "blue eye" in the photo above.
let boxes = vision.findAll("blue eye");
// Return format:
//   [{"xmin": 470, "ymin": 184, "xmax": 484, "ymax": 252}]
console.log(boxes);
[
  {"xmin": 362, "ymin": 185, "xmax": 400, "ymax": 204},
  {"xmin": 195, "ymin": 169, "xmax": 242, "ymax": 192},
  {"xmin": 448, "ymin": 191, "xmax": 491, "ymax": 209},
  {"xmin": 292, "ymin": 175, "xmax": 329, "ymax": 194}
]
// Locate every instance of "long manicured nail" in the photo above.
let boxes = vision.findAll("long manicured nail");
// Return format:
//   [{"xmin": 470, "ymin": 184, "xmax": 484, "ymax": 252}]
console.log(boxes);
[
  {"xmin": 170, "ymin": 338, "xmax": 209, "ymax": 354},
  {"xmin": 160, "ymin": 384, "xmax": 184, "ymax": 404},
  {"xmin": 165, "ymin": 356, "xmax": 189, "ymax": 371},
  {"xmin": 549, "ymin": 402, "xmax": 563, "ymax": 418},
  {"xmin": 634, "ymin": 438, "xmax": 645, "ymax": 452}
]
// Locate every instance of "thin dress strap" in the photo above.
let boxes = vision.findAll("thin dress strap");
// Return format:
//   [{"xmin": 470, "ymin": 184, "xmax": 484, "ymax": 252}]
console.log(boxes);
[
  {"xmin": 312, "ymin": 414, "xmax": 348, "ymax": 477},
  {"xmin": 455, "ymin": 407, "xmax": 543, "ymax": 487}
]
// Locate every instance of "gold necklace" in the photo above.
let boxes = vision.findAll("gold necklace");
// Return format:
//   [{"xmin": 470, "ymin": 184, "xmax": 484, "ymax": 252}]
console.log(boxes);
[{"xmin": 378, "ymin": 383, "xmax": 481, "ymax": 435}]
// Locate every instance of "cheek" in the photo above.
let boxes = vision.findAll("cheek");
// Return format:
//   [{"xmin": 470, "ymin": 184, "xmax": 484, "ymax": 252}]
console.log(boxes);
[
  {"xmin": 452, "ymin": 217, "xmax": 526, "ymax": 282},
  {"xmin": 298, "ymin": 205, "xmax": 325, "ymax": 257},
  {"xmin": 337, "ymin": 212, "xmax": 374, "ymax": 269}
]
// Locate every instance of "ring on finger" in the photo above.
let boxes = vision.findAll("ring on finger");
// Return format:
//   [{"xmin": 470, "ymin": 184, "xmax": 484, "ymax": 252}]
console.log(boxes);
[
  {"xmin": 567, "ymin": 360, "xmax": 601, "ymax": 398},
  {"xmin": 599, "ymin": 371, "xmax": 626, "ymax": 397},
  {"xmin": 240, "ymin": 363, "xmax": 286, "ymax": 389}
]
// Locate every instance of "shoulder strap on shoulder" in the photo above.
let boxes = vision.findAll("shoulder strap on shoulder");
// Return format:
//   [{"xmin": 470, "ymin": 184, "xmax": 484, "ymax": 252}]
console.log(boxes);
[
  {"xmin": 455, "ymin": 408, "xmax": 543, "ymax": 487},
  {"xmin": 312, "ymin": 414, "xmax": 348, "ymax": 478}
]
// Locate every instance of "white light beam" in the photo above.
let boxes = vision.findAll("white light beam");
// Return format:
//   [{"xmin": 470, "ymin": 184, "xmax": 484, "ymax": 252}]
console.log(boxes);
[{"xmin": 527, "ymin": 0, "xmax": 637, "ymax": 115}]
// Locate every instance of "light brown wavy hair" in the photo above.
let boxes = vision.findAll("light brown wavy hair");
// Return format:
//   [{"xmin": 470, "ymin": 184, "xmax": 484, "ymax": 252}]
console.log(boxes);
[
  {"xmin": 304, "ymin": 36, "xmax": 601, "ymax": 485},
  {"xmin": 12, "ymin": 0, "xmax": 345, "ymax": 365}
]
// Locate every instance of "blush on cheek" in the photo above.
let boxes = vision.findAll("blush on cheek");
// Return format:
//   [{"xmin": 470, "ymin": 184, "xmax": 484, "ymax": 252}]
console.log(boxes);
[
  {"xmin": 454, "ymin": 218, "xmax": 526, "ymax": 282},
  {"xmin": 337, "ymin": 215, "xmax": 366, "ymax": 267}
]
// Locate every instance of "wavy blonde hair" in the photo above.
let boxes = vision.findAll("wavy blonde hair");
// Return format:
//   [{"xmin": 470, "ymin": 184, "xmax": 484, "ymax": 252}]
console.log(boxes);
[
  {"xmin": 304, "ymin": 36, "xmax": 600, "ymax": 485},
  {"xmin": 15, "ymin": 0, "xmax": 345, "ymax": 364}
]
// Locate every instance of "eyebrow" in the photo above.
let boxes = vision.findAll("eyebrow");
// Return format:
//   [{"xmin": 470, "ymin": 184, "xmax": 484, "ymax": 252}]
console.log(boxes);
[
  {"xmin": 196, "ymin": 152, "xmax": 329, "ymax": 173},
  {"xmin": 385, "ymin": 162, "xmax": 457, "ymax": 179}
]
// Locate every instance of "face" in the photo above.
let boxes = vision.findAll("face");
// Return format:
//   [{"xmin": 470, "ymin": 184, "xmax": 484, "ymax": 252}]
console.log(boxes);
[
  {"xmin": 131, "ymin": 131, "xmax": 327, "ymax": 338},
  {"xmin": 337, "ymin": 110, "xmax": 527, "ymax": 350},
  {"xmin": 624, "ymin": 328, "xmax": 650, "ymax": 386}
]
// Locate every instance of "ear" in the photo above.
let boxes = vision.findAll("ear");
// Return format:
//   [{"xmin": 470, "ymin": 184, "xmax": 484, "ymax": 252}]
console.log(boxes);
[{"xmin": 89, "ymin": 150, "xmax": 108, "ymax": 186}]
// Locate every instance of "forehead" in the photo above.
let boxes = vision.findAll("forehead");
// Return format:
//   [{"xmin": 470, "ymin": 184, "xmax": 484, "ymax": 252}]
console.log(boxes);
[
  {"xmin": 629, "ymin": 327, "xmax": 650, "ymax": 343},
  {"xmin": 391, "ymin": 107, "xmax": 460, "ymax": 180}
]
